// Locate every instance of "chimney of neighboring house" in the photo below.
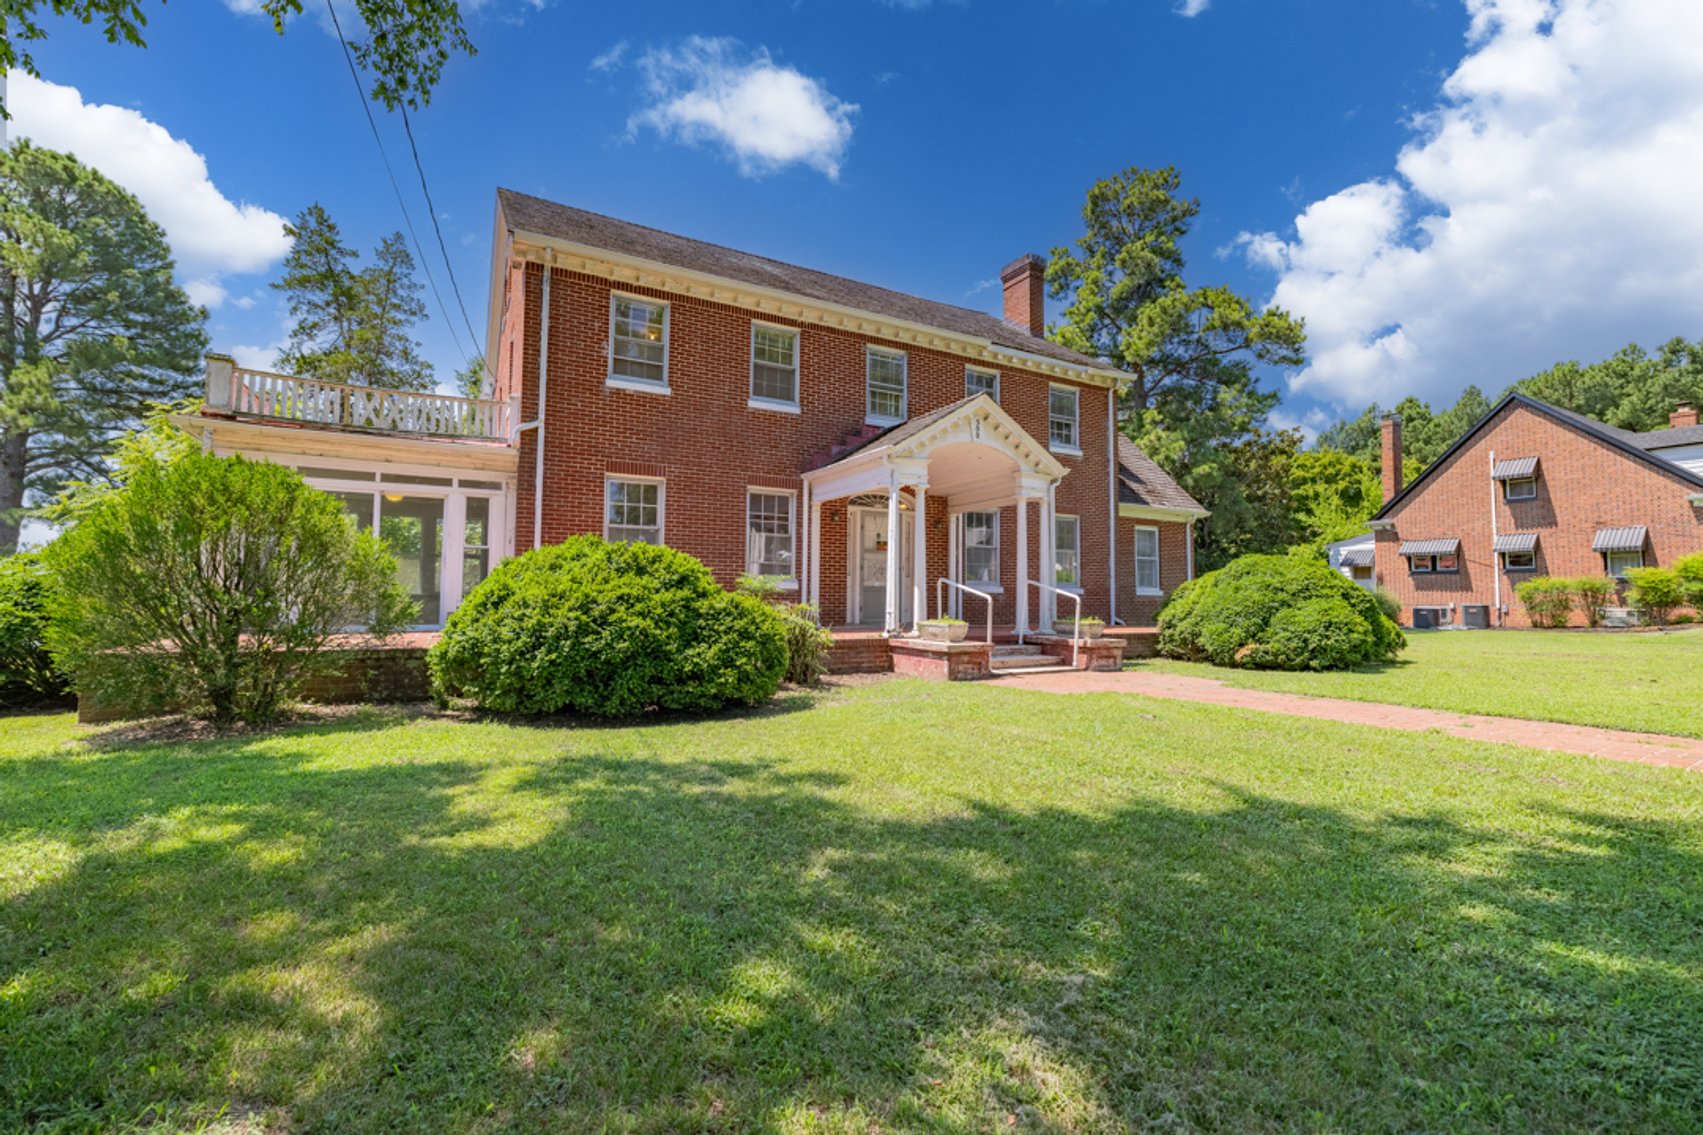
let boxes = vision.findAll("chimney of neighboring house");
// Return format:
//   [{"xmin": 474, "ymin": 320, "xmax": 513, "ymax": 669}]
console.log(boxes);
[
  {"xmin": 1380, "ymin": 412, "xmax": 1404, "ymax": 502},
  {"xmin": 1001, "ymin": 254, "xmax": 1047, "ymax": 337},
  {"xmin": 1671, "ymin": 403, "xmax": 1700, "ymax": 429}
]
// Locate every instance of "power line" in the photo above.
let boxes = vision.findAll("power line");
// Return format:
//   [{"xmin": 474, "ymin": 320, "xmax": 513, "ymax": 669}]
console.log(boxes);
[
  {"xmin": 396, "ymin": 99, "xmax": 485, "ymax": 363},
  {"xmin": 322, "ymin": 0, "xmax": 475, "ymax": 373}
]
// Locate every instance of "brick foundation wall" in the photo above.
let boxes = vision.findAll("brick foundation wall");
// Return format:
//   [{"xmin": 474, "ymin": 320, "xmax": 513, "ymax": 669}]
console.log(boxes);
[{"xmin": 1377, "ymin": 401, "xmax": 1703, "ymax": 627}]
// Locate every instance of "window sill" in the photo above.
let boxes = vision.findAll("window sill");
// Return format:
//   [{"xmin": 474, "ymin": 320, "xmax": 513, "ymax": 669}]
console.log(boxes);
[
  {"xmin": 1135, "ymin": 588, "xmax": 1163, "ymax": 597},
  {"xmin": 1055, "ymin": 584, "xmax": 1084, "ymax": 595},
  {"xmin": 866, "ymin": 414, "xmax": 904, "ymax": 428},
  {"xmin": 964, "ymin": 583, "xmax": 1004, "ymax": 595},
  {"xmin": 749, "ymin": 577, "xmax": 799, "ymax": 590},
  {"xmin": 1049, "ymin": 444, "xmax": 1084, "ymax": 458},
  {"xmin": 607, "ymin": 376, "xmax": 671, "ymax": 396},
  {"xmin": 748, "ymin": 397, "xmax": 801, "ymax": 415}
]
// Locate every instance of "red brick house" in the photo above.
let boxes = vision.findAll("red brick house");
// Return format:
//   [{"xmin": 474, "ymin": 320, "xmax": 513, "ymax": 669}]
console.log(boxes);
[
  {"xmin": 1369, "ymin": 393, "xmax": 1703, "ymax": 627},
  {"xmin": 182, "ymin": 189, "xmax": 1203, "ymax": 666}
]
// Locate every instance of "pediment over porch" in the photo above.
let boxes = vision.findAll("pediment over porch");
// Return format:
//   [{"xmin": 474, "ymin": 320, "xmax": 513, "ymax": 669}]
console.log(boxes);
[{"xmin": 801, "ymin": 394, "xmax": 1067, "ymax": 505}]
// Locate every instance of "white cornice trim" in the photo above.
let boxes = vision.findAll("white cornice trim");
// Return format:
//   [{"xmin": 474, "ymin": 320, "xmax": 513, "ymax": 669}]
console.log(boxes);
[
  {"xmin": 174, "ymin": 414, "xmax": 520, "ymax": 474},
  {"xmin": 1118, "ymin": 503, "xmax": 1210, "ymax": 522},
  {"xmin": 507, "ymin": 229, "xmax": 1126, "ymax": 389}
]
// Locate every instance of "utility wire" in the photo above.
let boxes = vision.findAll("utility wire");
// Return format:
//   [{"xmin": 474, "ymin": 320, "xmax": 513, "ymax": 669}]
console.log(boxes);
[
  {"xmin": 322, "ymin": 0, "xmax": 475, "ymax": 374},
  {"xmin": 397, "ymin": 98, "xmax": 486, "ymax": 366}
]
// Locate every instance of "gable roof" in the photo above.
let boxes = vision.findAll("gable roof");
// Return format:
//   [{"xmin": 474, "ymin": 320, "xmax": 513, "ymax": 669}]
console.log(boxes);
[
  {"xmin": 1372, "ymin": 392, "xmax": 1703, "ymax": 520},
  {"xmin": 1631, "ymin": 422, "xmax": 1703, "ymax": 450},
  {"xmin": 1117, "ymin": 435, "xmax": 1207, "ymax": 516},
  {"xmin": 496, "ymin": 189, "xmax": 1109, "ymax": 374}
]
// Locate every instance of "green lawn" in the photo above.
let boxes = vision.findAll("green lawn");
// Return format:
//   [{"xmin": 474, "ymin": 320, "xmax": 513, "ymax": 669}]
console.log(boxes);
[
  {"xmin": 3, "ymin": 684, "xmax": 1701, "ymax": 1134},
  {"xmin": 1142, "ymin": 627, "xmax": 1703, "ymax": 737}
]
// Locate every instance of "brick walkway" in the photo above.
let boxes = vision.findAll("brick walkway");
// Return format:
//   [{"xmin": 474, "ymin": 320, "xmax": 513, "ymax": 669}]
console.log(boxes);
[{"xmin": 988, "ymin": 669, "xmax": 1703, "ymax": 771}]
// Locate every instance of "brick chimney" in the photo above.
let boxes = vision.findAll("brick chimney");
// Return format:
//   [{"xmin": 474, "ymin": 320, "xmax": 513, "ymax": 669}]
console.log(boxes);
[
  {"xmin": 1000, "ymin": 254, "xmax": 1046, "ymax": 337},
  {"xmin": 1671, "ymin": 403, "xmax": 1699, "ymax": 429},
  {"xmin": 1380, "ymin": 413, "xmax": 1404, "ymax": 502}
]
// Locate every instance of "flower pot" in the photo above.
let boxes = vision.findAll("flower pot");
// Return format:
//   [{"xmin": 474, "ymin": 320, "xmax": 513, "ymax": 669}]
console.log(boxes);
[
  {"xmin": 1054, "ymin": 620, "xmax": 1104, "ymax": 639},
  {"xmin": 920, "ymin": 621, "xmax": 968, "ymax": 643}
]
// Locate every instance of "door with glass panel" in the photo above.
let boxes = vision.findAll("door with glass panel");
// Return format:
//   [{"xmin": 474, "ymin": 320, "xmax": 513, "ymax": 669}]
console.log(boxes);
[
  {"xmin": 852, "ymin": 508, "xmax": 912, "ymax": 626},
  {"xmin": 378, "ymin": 495, "xmax": 446, "ymax": 626}
]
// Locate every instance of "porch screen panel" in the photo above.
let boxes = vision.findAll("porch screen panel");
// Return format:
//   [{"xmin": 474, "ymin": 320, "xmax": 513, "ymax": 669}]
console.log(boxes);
[
  {"xmin": 379, "ymin": 495, "xmax": 445, "ymax": 625},
  {"xmin": 1054, "ymin": 515, "xmax": 1080, "ymax": 586},
  {"xmin": 607, "ymin": 479, "xmax": 662, "ymax": 544},
  {"xmin": 746, "ymin": 491, "xmax": 794, "ymax": 579},
  {"xmin": 1135, "ymin": 526, "xmax": 1160, "ymax": 592},
  {"xmin": 964, "ymin": 511, "xmax": 999, "ymax": 586},
  {"xmin": 331, "ymin": 491, "xmax": 375, "ymax": 532}
]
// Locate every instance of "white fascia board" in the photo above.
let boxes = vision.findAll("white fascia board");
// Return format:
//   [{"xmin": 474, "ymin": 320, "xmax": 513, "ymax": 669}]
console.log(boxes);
[{"xmin": 1118, "ymin": 503, "xmax": 1210, "ymax": 522}]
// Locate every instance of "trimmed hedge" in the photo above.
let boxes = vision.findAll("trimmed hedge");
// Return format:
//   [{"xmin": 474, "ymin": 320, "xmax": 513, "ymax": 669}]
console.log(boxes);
[
  {"xmin": 429, "ymin": 536, "xmax": 787, "ymax": 717},
  {"xmin": 1158, "ymin": 553, "xmax": 1405, "ymax": 670}
]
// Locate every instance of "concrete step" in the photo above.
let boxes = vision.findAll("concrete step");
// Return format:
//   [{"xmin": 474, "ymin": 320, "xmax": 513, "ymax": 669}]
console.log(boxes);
[
  {"xmin": 989, "ymin": 646, "xmax": 1050, "ymax": 671},
  {"xmin": 989, "ymin": 663, "xmax": 1076, "ymax": 676}
]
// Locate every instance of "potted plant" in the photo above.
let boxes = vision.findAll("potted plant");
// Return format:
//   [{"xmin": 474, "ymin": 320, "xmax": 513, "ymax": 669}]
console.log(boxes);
[
  {"xmin": 918, "ymin": 617, "xmax": 969, "ymax": 643},
  {"xmin": 1053, "ymin": 615, "xmax": 1105, "ymax": 639}
]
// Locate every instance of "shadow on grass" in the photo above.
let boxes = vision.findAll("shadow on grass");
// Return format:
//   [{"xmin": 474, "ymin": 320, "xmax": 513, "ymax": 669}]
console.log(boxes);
[{"xmin": 1, "ymin": 722, "xmax": 1699, "ymax": 1133}]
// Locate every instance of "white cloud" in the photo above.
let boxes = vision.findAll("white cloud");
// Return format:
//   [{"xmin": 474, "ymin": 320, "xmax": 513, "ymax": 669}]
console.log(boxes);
[
  {"xmin": 1239, "ymin": 0, "xmax": 1703, "ymax": 410},
  {"xmin": 230, "ymin": 339, "xmax": 288, "ymax": 372},
  {"xmin": 7, "ymin": 72, "xmax": 292, "ymax": 311},
  {"xmin": 589, "ymin": 40, "xmax": 628, "ymax": 73},
  {"xmin": 1176, "ymin": 0, "xmax": 1211, "ymax": 16},
  {"xmin": 627, "ymin": 37, "xmax": 857, "ymax": 180}
]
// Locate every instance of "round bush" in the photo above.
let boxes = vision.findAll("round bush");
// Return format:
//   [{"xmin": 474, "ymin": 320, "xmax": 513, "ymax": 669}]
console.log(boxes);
[
  {"xmin": 1158, "ymin": 553, "xmax": 1404, "ymax": 670},
  {"xmin": 429, "ymin": 536, "xmax": 787, "ymax": 717}
]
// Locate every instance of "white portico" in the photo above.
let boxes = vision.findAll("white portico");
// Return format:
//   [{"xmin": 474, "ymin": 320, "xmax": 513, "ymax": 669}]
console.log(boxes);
[{"xmin": 800, "ymin": 395, "xmax": 1069, "ymax": 635}]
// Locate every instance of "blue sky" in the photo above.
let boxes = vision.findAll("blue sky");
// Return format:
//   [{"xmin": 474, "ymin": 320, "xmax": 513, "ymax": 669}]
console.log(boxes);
[{"xmin": 11, "ymin": 0, "xmax": 1703, "ymax": 438}]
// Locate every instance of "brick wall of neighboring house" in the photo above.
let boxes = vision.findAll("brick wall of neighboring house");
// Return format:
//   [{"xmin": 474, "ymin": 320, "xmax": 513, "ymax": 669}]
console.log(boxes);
[
  {"xmin": 1113, "ymin": 516, "xmax": 1192, "ymax": 626},
  {"xmin": 499, "ymin": 266, "xmax": 1118, "ymax": 626},
  {"xmin": 1376, "ymin": 401, "xmax": 1703, "ymax": 627}
]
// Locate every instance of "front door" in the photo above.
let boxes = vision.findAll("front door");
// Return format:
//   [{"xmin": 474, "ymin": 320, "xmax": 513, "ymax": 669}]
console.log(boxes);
[{"xmin": 852, "ymin": 507, "xmax": 913, "ymax": 627}]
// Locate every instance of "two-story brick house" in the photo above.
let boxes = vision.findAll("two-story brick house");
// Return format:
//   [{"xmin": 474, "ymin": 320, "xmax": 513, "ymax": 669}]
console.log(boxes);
[
  {"xmin": 182, "ymin": 189, "xmax": 1203, "ymax": 667},
  {"xmin": 1369, "ymin": 393, "xmax": 1703, "ymax": 627}
]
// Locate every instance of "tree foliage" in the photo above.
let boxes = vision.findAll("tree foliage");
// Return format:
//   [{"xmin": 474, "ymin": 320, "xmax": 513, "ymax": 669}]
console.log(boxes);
[
  {"xmin": 275, "ymin": 205, "xmax": 433, "ymax": 391},
  {"xmin": 1286, "ymin": 448, "xmax": 1382, "ymax": 551},
  {"xmin": 0, "ymin": 140, "xmax": 207, "ymax": 554},
  {"xmin": 455, "ymin": 354, "xmax": 487, "ymax": 399},
  {"xmin": 0, "ymin": 552, "xmax": 69, "ymax": 706},
  {"xmin": 43, "ymin": 425, "xmax": 415, "ymax": 723},
  {"xmin": 1, "ymin": 0, "xmax": 472, "ymax": 114}
]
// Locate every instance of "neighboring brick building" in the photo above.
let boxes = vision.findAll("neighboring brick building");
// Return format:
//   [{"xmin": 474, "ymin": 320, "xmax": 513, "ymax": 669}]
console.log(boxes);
[
  {"xmin": 185, "ymin": 189, "xmax": 1203, "ymax": 642},
  {"xmin": 1369, "ymin": 393, "xmax": 1703, "ymax": 627}
]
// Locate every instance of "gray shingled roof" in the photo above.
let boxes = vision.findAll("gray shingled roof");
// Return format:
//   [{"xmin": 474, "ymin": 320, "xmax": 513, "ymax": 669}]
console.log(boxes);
[
  {"xmin": 1592, "ymin": 526, "xmax": 1647, "ymax": 552},
  {"xmin": 497, "ymin": 189, "xmax": 1107, "ymax": 372},
  {"xmin": 1493, "ymin": 532, "xmax": 1538, "ymax": 553},
  {"xmin": 1635, "ymin": 423, "xmax": 1703, "ymax": 449},
  {"xmin": 1116, "ymin": 435, "xmax": 1206, "ymax": 515}
]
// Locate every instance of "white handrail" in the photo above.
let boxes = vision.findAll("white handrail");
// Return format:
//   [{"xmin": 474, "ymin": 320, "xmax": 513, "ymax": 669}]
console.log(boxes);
[
  {"xmin": 935, "ymin": 578, "xmax": 994, "ymax": 645},
  {"xmin": 220, "ymin": 366, "xmax": 513, "ymax": 441},
  {"xmin": 1025, "ymin": 578, "xmax": 1081, "ymax": 668}
]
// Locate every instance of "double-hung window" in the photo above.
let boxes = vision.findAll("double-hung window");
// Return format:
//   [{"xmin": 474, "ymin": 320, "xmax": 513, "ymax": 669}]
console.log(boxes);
[
  {"xmin": 745, "ymin": 490, "xmax": 795, "ymax": 580},
  {"xmin": 866, "ymin": 347, "xmax": 907, "ymax": 424},
  {"xmin": 1049, "ymin": 385, "xmax": 1080, "ymax": 452},
  {"xmin": 965, "ymin": 366, "xmax": 999, "ymax": 402},
  {"xmin": 963, "ymin": 511, "xmax": 999, "ymax": 589},
  {"xmin": 605, "ymin": 478, "xmax": 662, "ymax": 545},
  {"xmin": 1054, "ymin": 514, "xmax": 1081, "ymax": 587},
  {"xmin": 610, "ymin": 296, "xmax": 668, "ymax": 389},
  {"xmin": 1134, "ymin": 525, "xmax": 1161, "ymax": 594},
  {"xmin": 751, "ymin": 324, "xmax": 799, "ymax": 408}
]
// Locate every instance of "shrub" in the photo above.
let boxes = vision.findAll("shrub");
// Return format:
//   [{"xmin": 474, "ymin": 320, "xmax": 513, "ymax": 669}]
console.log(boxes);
[
  {"xmin": 1514, "ymin": 577, "xmax": 1574, "ymax": 628},
  {"xmin": 430, "ymin": 536, "xmax": 787, "ymax": 717},
  {"xmin": 1624, "ymin": 567, "xmax": 1686, "ymax": 626},
  {"xmin": 1370, "ymin": 585, "xmax": 1402, "ymax": 624},
  {"xmin": 774, "ymin": 602, "xmax": 834, "ymax": 686},
  {"xmin": 1157, "ymin": 553, "xmax": 1404, "ymax": 670},
  {"xmin": 44, "ymin": 450, "xmax": 414, "ymax": 724},
  {"xmin": 1676, "ymin": 552, "xmax": 1703, "ymax": 610},
  {"xmin": 0, "ymin": 554, "xmax": 70, "ymax": 708},
  {"xmin": 1569, "ymin": 576, "xmax": 1615, "ymax": 628}
]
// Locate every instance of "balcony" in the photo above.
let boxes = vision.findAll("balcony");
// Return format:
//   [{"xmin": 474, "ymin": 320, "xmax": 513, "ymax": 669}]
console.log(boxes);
[{"xmin": 204, "ymin": 355, "xmax": 514, "ymax": 443}]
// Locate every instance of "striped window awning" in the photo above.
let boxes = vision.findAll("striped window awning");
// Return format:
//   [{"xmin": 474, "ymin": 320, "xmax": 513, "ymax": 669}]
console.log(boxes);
[
  {"xmin": 1399, "ymin": 538, "xmax": 1460, "ymax": 556},
  {"xmin": 1592, "ymin": 526, "xmax": 1648, "ymax": 552},
  {"xmin": 1491, "ymin": 456, "xmax": 1539, "ymax": 480},
  {"xmin": 1338, "ymin": 548, "xmax": 1374, "ymax": 568},
  {"xmin": 1493, "ymin": 533, "xmax": 1538, "ymax": 553}
]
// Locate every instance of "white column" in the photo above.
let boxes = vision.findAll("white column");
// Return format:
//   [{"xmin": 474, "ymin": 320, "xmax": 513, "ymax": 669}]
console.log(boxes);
[
  {"xmin": 947, "ymin": 511, "xmax": 961, "ymax": 617},
  {"xmin": 1041, "ymin": 483, "xmax": 1057, "ymax": 626},
  {"xmin": 800, "ymin": 482, "xmax": 812, "ymax": 605},
  {"xmin": 1015, "ymin": 494, "xmax": 1030, "ymax": 634},
  {"xmin": 911, "ymin": 486, "xmax": 928, "ymax": 627},
  {"xmin": 809, "ymin": 493, "xmax": 823, "ymax": 610},
  {"xmin": 442, "ymin": 493, "xmax": 467, "ymax": 622},
  {"xmin": 885, "ymin": 477, "xmax": 902, "ymax": 634}
]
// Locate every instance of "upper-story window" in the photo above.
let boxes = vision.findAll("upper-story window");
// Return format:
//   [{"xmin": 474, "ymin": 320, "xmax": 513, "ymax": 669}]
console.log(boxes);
[
  {"xmin": 1503, "ymin": 476, "xmax": 1536, "ymax": 501},
  {"xmin": 1049, "ymin": 385, "xmax": 1080, "ymax": 452},
  {"xmin": 867, "ymin": 347, "xmax": 907, "ymax": 425},
  {"xmin": 965, "ymin": 366, "xmax": 999, "ymax": 402},
  {"xmin": 610, "ymin": 296, "xmax": 669, "ymax": 390},
  {"xmin": 750, "ymin": 324, "xmax": 799, "ymax": 409}
]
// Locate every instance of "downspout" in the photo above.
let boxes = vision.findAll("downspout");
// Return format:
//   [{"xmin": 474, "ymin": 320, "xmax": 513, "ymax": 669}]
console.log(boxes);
[
  {"xmin": 1488, "ymin": 448, "xmax": 1499, "ymax": 626},
  {"xmin": 517, "ymin": 258, "xmax": 552, "ymax": 551},
  {"xmin": 1186, "ymin": 519, "xmax": 1195, "ymax": 580},
  {"xmin": 1107, "ymin": 386, "xmax": 1122, "ymax": 624}
]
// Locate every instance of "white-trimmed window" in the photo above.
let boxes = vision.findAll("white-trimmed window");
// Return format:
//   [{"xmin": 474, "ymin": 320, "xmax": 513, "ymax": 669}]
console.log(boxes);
[
  {"xmin": 1049, "ymin": 385, "xmax": 1080, "ymax": 452},
  {"xmin": 962, "ymin": 511, "xmax": 999, "ymax": 588},
  {"xmin": 1503, "ymin": 476, "xmax": 1536, "ymax": 501},
  {"xmin": 750, "ymin": 324, "xmax": 799, "ymax": 408},
  {"xmin": 966, "ymin": 366, "xmax": 999, "ymax": 402},
  {"xmin": 1054, "ymin": 514, "xmax": 1081, "ymax": 588},
  {"xmin": 605, "ymin": 477, "xmax": 663, "ymax": 544},
  {"xmin": 1606, "ymin": 550, "xmax": 1643, "ymax": 578},
  {"xmin": 609, "ymin": 296, "xmax": 669, "ymax": 388},
  {"xmin": 746, "ymin": 490, "xmax": 795, "ymax": 580},
  {"xmin": 1134, "ymin": 525, "xmax": 1161, "ymax": 594},
  {"xmin": 866, "ymin": 347, "xmax": 907, "ymax": 424}
]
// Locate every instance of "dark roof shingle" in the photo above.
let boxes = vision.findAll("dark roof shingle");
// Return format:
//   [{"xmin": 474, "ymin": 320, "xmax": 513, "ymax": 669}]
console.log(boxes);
[
  {"xmin": 1116, "ymin": 435, "xmax": 1206, "ymax": 515},
  {"xmin": 497, "ymin": 189, "xmax": 1108, "ymax": 372}
]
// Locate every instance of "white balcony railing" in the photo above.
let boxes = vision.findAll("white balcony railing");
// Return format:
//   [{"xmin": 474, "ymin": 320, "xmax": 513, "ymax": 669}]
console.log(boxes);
[{"xmin": 205, "ymin": 357, "xmax": 514, "ymax": 442}]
